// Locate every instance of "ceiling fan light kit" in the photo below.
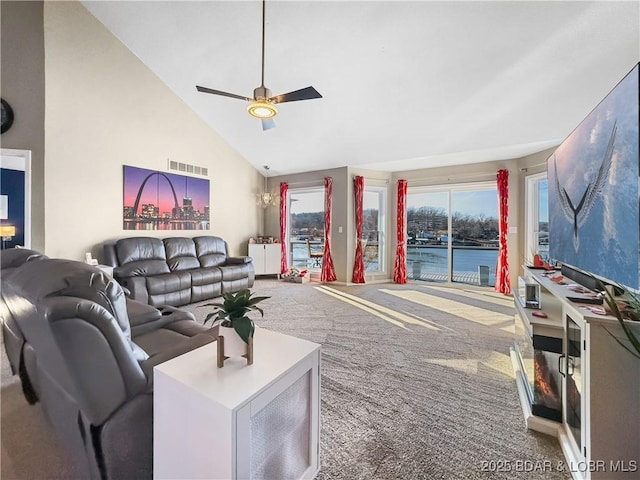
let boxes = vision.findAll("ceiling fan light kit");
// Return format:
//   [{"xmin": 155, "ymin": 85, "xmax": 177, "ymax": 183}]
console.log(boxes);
[
  {"xmin": 196, "ymin": 0, "xmax": 321, "ymax": 130},
  {"xmin": 247, "ymin": 101, "xmax": 278, "ymax": 119}
]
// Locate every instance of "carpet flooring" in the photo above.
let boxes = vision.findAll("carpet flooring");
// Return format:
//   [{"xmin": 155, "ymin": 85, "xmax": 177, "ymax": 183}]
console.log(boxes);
[{"xmin": 1, "ymin": 279, "xmax": 571, "ymax": 479}]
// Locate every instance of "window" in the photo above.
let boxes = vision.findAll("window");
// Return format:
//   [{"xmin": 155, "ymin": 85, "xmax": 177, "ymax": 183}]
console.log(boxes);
[
  {"xmin": 407, "ymin": 182, "xmax": 498, "ymax": 286},
  {"xmin": 363, "ymin": 186, "xmax": 387, "ymax": 273},
  {"xmin": 525, "ymin": 173, "xmax": 548, "ymax": 264},
  {"xmin": 288, "ymin": 188, "xmax": 324, "ymax": 270}
]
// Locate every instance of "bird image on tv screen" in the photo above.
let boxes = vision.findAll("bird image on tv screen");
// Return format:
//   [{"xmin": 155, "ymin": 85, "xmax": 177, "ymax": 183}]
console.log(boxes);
[
  {"xmin": 551, "ymin": 121, "xmax": 617, "ymax": 253},
  {"xmin": 548, "ymin": 64, "xmax": 639, "ymax": 290}
]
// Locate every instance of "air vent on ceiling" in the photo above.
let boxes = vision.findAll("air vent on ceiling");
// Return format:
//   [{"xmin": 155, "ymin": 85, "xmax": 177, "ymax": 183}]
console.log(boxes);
[{"xmin": 167, "ymin": 159, "xmax": 209, "ymax": 177}]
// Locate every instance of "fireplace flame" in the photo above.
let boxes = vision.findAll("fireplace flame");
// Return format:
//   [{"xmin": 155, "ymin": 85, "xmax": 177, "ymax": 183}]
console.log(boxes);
[{"xmin": 533, "ymin": 351, "xmax": 561, "ymax": 410}]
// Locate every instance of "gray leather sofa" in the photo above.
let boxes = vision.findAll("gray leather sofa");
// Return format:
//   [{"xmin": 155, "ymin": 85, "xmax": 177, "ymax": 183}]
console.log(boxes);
[
  {"xmin": 0, "ymin": 248, "xmax": 217, "ymax": 479},
  {"xmin": 103, "ymin": 236, "xmax": 254, "ymax": 307}
]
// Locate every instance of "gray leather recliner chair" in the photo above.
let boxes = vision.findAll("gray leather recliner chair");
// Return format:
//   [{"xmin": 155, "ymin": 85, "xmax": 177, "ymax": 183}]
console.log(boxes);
[{"xmin": 0, "ymin": 249, "xmax": 216, "ymax": 479}]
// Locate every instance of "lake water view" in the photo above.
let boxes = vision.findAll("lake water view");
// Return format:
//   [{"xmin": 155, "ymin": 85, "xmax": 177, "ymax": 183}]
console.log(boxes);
[
  {"xmin": 290, "ymin": 242, "xmax": 498, "ymax": 286},
  {"xmin": 408, "ymin": 246, "xmax": 498, "ymax": 285}
]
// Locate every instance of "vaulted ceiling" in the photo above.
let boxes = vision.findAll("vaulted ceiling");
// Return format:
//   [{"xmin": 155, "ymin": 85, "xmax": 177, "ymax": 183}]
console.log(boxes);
[{"xmin": 82, "ymin": 1, "xmax": 639, "ymax": 176}]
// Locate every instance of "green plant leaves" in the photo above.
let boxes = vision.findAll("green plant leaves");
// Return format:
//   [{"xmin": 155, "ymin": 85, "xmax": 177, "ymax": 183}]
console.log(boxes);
[
  {"xmin": 200, "ymin": 288, "xmax": 270, "ymax": 343},
  {"xmin": 232, "ymin": 316, "xmax": 255, "ymax": 344},
  {"xmin": 596, "ymin": 279, "xmax": 640, "ymax": 360}
]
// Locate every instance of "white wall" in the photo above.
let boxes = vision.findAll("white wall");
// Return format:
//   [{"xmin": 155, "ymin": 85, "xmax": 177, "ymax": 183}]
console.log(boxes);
[{"xmin": 43, "ymin": 2, "xmax": 262, "ymax": 260}]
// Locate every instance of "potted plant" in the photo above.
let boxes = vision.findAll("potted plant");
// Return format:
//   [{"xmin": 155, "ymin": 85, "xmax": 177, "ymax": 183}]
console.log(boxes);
[
  {"xmin": 202, "ymin": 289, "xmax": 270, "ymax": 352},
  {"xmin": 597, "ymin": 279, "xmax": 640, "ymax": 359}
]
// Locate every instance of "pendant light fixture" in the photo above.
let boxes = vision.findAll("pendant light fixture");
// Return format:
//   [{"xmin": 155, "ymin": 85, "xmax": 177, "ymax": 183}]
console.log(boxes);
[{"xmin": 257, "ymin": 165, "xmax": 277, "ymax": 207}]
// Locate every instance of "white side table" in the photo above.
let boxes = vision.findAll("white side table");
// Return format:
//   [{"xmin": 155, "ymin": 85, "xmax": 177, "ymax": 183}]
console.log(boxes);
[{"xmin": 154, "ymin": 328, "xmax": 321, "ymax": 480}]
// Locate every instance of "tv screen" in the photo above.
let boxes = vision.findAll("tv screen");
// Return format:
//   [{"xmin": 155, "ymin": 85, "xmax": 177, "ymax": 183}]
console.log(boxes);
[{"xmin": 548, "ymin": 63, "xmax": 639, "ymax": 290}]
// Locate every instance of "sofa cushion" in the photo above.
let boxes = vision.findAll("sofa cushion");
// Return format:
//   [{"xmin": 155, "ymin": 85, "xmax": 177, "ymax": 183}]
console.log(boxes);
[
  {"xmin": 126, "ymin": 298, "xmax": 162, "ymax": 328},
  {"xmin": 146, "ymin": 271, "xmax": 191, "ymax": 295},
  {"xmin": 113, "ymin": 237, "xmax": 170, "ymax": 279},
  {"xmin": 115, "ymin": 237, "xmax": 167, "ymax": 265},
  {"xmin": 163, "ymin": 238, "xmax": 200, "ymax": 271},
  {"xmin": 194, "ymin": 236, "xmax": 227, "ymax": 268},
  {"xmin": 189, "ymin": 267, "xmax": 223, "ymax": 286},
  {"xmin": 145, "ymin": 271, "xmax": 192, "ymax": 307},
  {"xmin": 219, "ymin": 264, "xmax": 253, "ymax": 281},
  {"xmin": 114, "ymin": 260, "xmax": 170, "ymax": 278}
]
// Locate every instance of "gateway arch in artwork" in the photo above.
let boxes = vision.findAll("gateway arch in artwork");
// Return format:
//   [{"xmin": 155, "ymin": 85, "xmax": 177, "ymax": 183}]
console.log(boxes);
[{"xmin": 131, "ymin": 171, "xmax": 180, "ymax": 217}]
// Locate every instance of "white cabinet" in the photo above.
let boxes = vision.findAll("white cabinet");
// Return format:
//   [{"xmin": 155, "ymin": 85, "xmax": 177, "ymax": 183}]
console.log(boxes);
[
  {"xmin": 562, "ymin": 306, "xmax": 640, "ymax": 479},
  {"xmin": 512, "ymin": 268, "xmax": 640, "ymax": 479},
  {"xmin": 249, "ymin": 243, "xmax": 281, "ymax": 276},
  {"xmin": 154, "ymin": 328, "xmax": 321, "ymax": 480}
]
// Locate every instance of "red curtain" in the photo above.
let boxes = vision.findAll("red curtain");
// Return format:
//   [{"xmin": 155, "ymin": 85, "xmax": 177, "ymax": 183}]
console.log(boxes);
[
  {"xmin": 352, "ymin": 176, "xmax": 366, "ymax": 283},
  {"xmin": 279, "ymin": 182, "xmax": 288, "ymax": 275},
  {"xmin": 495, "ymin": 170, "xmax": 511, "ymax": 294},
  {"xmin": 393, "ymin": 179, "xmax": 408, "ymax": 284},
  {"xmin": 321, "ymin": 177, "xmax": 337, "ymax": 282}
]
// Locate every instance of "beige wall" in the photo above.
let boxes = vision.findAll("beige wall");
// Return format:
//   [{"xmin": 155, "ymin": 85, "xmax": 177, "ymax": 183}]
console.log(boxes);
[
  {"xmin": 0, "ymin": 1, "xmax": 45, "ymax": 252},
  {"xmin": 266, "ymin": 148, "xmax": 557, "ymax": 288},
  {"xmin": 43, "ymin": 2, "xmax": 262, "ymax": 260}
]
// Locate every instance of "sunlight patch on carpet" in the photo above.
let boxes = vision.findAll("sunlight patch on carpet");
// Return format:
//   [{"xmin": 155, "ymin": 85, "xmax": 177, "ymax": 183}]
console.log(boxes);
[
  {"xmin": 423, "ymin": 351, "xmax": 514, "ymax": 378},
  {"xmin": 483, "ymin": 351, "xmax": 516, "ymax": 379},
  {"xmin": 420, "ymin": 285, "xmax": 515, "ymax": 308},
  {"xmin": 315, "ymin": 286, "xmax": 440, "ymax": 331},
  {"xmin": 379, "ymin": 289, "xmax": 512, "ymax": 327},
  {"xmin": 500, "ymin": 324, "xmax": 516, "ymax": 334}
]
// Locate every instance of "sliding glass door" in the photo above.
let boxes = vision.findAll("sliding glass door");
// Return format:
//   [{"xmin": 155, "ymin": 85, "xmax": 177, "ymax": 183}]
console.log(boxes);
[
  {"xmin": 406, "ymin": 191, "xmax": 450, "ymax": 282},
  {"xmin": 363, "ymin": 186, "xmax": 387, "ymax": 273},
  {"xmin": 407, "ymin": 183, "xmax": 498, "ymax": 286},
  {"xmin": 288, "ymin": 188, "xmax": 324, "ymax": 270}
]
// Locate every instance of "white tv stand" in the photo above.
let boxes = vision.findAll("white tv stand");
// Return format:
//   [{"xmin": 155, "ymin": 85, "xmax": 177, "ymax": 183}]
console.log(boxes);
[{"xmin": 511, "ymin": 267, "xmax": 640, "ymax": 479}]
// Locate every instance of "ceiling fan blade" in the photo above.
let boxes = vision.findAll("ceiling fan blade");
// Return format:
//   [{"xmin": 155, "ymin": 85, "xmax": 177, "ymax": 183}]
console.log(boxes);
[
  {"xmin": 271, "ymin": 86, "xmax": 322, "ymax": 104},
  {"xmin": 196, "ymin": 85, "xmax": 252, "ymax": 102},
  {"xmin": 262, "ymin": 118, "xmax": 276, "ymax": 131}
]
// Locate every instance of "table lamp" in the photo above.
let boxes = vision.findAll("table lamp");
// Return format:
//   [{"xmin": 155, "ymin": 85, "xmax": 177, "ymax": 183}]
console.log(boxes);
[{"xmin": 0, "ymin": 225, "xmax": 16, "ymax": 249}]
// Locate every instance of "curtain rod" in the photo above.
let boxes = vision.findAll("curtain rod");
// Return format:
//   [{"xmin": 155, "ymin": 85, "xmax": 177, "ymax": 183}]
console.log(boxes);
[
  {"xmin": 351, "ymin": 176, "xmax": 390, "ymax": 184},
  {"xmin": 519, "ymin": 161, "xmax": 547, "ymax": 172},
  {"xmin": 405, "ymin": 171, "xmax": 498, "ymax": 183},
  {"xmin": 279, "ymin": 179, "xmax": 324, "ymax": 188}
]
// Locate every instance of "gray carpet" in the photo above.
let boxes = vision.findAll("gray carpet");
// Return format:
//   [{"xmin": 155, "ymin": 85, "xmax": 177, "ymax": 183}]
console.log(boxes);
[{"xmin": 1, "ymin": 279, "xmax": 570, "ymax": 479}]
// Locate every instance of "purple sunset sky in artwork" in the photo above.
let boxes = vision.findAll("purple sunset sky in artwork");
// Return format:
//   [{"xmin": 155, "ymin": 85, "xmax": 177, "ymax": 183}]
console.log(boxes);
[{"xmin": 123, "ymin": 166, "xmax": 209, "ymax": 215}]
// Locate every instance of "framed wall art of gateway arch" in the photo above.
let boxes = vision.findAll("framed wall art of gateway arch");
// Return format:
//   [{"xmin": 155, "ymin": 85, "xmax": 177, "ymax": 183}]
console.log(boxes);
[{"xmin": 122, "ymin": 165, "xmax": 210, "ymax": 231}]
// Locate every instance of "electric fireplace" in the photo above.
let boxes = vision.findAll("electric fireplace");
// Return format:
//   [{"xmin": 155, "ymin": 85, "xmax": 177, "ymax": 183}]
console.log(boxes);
[{"xmin": 513, "ymin": 313, "xmax": 563, "ymax": 422}]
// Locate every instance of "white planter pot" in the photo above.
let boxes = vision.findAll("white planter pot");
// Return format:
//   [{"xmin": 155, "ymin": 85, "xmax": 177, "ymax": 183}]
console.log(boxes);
[{"xmin": 218, "ymin": 325, "xmax": 248, "ymax": 357}]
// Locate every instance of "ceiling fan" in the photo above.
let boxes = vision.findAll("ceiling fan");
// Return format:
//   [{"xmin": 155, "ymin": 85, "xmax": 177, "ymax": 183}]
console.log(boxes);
[{"xmin": 196, "ymin": 0, "xmax": 322, "ymax": 131}]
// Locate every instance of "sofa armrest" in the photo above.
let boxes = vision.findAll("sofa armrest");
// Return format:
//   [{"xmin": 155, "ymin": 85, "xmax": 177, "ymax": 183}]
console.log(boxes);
[
  {"xmin": 138, "ymin": 332, "xmax": 216, "ymax": 382},
  {"xmin": 114, "ymin": 276, "xmax": 148, "ymax": 304},
  {"xmin": 226, "ymin": 256, "xmax": 253, "ymax": 265},
  {"xmin": 103, "ymin": 243, "xmax": 118, "ymax": 267}
]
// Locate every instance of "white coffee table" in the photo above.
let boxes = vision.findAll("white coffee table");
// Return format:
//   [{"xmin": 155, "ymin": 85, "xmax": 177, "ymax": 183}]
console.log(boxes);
[{"xmin": 153, "ymin": 328, "xmax": 321, "ymax": 480}]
